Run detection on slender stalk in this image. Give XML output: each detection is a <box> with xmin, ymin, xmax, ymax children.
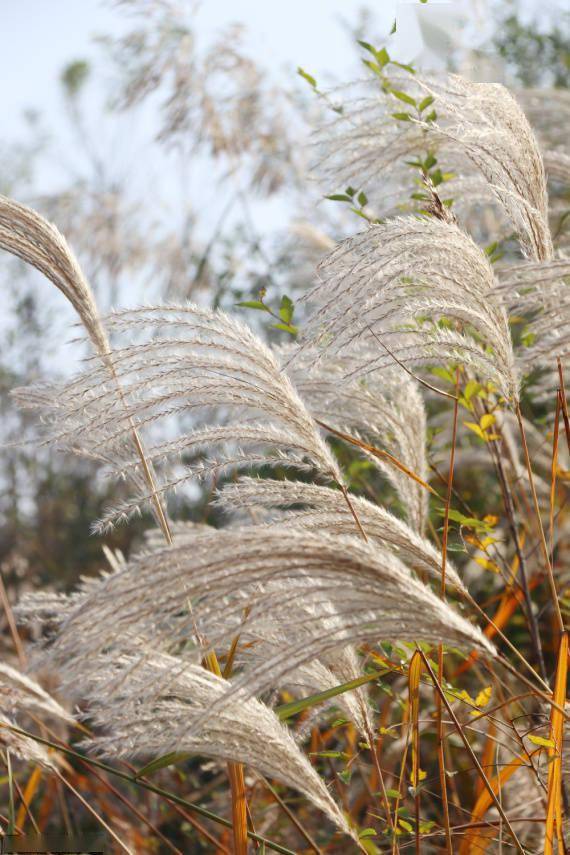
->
<box><xmin>52</xmin><ymin>767</ymin><xmax>133</xmax><ymax>855</ymax></box>
<box><xmin>488</xmin><ymin>426</ymin><xmax>548</xmax><ymax>680</ymax></box>
<box><xmin>0</xmin><ymin>570</ymin><xmax>26</xmax><ymax>667</ymax></box>
<box><xmin>419</xmin><ymin>652</ymin><xmax>524</xmax><ymax>854</ymax></box>
<box><xmin>515</xmin><ymin>401</ymin><xmax>564</xmax><ymax>636</ymax></box>
<box><xmin>436</xmin><ymin>368</ymin><xmax>460</xmax><ymax>854</ymax></box>
<box><xmin>260</xmin><ymin>776</ymin><xmax>323</xmax><ymax>855</ymax></box>
<box><xmin>0</xmin><ymin>721</ymin><xmax>295</xmax><ymax>855</ymax></box>
<box><xmin>557</xmin><ymin>357</ymin><xmax>570</xmax><ymax>454</ymax></box>
<box><xmin>550</xmin><ymin>392</ymin><xmax>561</xmax><ymax>566</ymax></box>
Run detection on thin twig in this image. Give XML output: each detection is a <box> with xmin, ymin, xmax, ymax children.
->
<box><xmin>419</xmin><ymin>652</ymin><xmax>524</xmax><ymax>853</ymax></box>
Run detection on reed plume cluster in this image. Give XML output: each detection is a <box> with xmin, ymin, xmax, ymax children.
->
<box><xmin>2</xmin><ymin>47</ymin><xmax>570</xmax><ymax>855</ymax></box>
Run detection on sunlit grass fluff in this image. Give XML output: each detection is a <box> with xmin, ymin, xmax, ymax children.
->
<box><xmin>301</xmin><ymin>216</ymin><xmax>519</xmax><ymax>404</ymax></box>
<box><xmin>24</xmin><ymin>526</ymin><xmax>493</xmax><ymax>711</ymax></box>
<box><xmin>13</xmin><ymin>304</ymin><xmax>343</xmax><ymax>533</ymax></box>
<box><xmin>79</xmin><ymin>651</ymin><xmax>355</xmax><ymax>840</ymax></box>
<box><xmin>313</xmin><ymin>73</ymin><xmax>552</xmax><ymax>261</ymax></box>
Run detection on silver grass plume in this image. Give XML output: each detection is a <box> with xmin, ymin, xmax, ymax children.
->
<box><xmin>24</xmin><ymin>527</ymin><xmax>493</xmax><ymax>713</ymax></box>
<box><xmin>0</xmin><ymin>663</ymin><xmax>73</xmax><ymax>767</ymax></box>
<box><xmin>283</xmin><ymin>347</ymin><xmax>429</xmax><ymax>533</ymax></box>
<box><xmin>495</xmin><ymin>257</ymin><xmax>570</xmax><ymax>377</ymax></box>
<box><xmin>78</xmin><ymin>651</ymin><xmax>354</xmax><ymax>840</ymax></box>
<box><xmin>215</xmin><ymin>477</ymin><xmax>465</xmax><ymax>593</ymax></box>
<box><xmin>0</xmin><ymin>195</ymin><xmax>171</xmax><ymax>538</ymax></box>
<box><xmin>0</xmin><ymin>195</ymin><xmax>109</xmax><ymax>356</ymax></box>
<box><xmin>18</xmin><ymin>561</ymin><xmax>373</xmax><ymax>737</ymax></box>
<box><xmin>301</xmin><ymin>216</ymin><xmax>519</xmax><ymax>404</ymax></box>
<box><xmin>413</xmin><ymin>75</ymin><xmax>553</xmax><ymax>262</ymax></box>
<box><xmin>14</xmin><ymin>304</ymin><xmax>342</xmax><ymax>532</ymax></box>
<box><xmin>313</xmin><ymin>73</ymin><xmax>553</xmax><ymax>261</ymax></box>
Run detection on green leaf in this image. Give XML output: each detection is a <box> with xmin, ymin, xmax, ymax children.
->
<box><xmin>236</xmin><ymin>300</ymin><xmax>270</xmax><ymax>312</ymax></box>
<box><xmin>279</xmin><ymin>295</ymin><xmax>294</xmax><ymax>324</ymax></box>
<box><xmin>376</xmin><ymin>47</ymin><xmax>390</xmax><ymax>68</ymax></box>
<box><xmin>135</xmin><ymin>751</ymin><xmax>193</xmax><ymax>779</ymax></box>
<box><xmin>362</xmin><ymin>59</ymin><xmax>382</xmax><ymax>76</ymax></box>
<box><xmin>359</xmin><ymin>828</ymin><xmax>378</xmax><ymax>840</ymax></box>
<box><xmin>297</xmin><ymin>67</ymin><xmax>316</xmax><ymax>89</ymax></box>
<box><xmin>418</xmin><ymin>94</ymin><xmax>435</xmax><ymax>112</ymax></box>
<box><xmin>386</xmin><ymin>788</ymin><xmax>401</xmax><ymax>799</ymax></box>
<box><xmin>271</xmin><ymin>322</ymin><xmax>298</xmax><ymax>335</ymax></box>
<box><xmin>438</xmin><ymin>507</ymin><xmax>491</xmax><ymax>532</ymax></box>
<box><xmin>325</xmin><ymin>193</ymin><xmax>353</xmax><ymax>202</ymax></box>
<box><xmin>338</xmin><ymin>768</ymin><xmax>353</xmax><ymax>784</ymax></box>
<box><xmin>390</xmin><ymin>18</ymin><xmax>397</xmax><ymax>34</ymax></box>
<box><xmin>350</xmin><ymin>207</ymin><xmax>372</xmax><ymax>220</ymax></box>
<box><xmin>276</xmin><ymin>669</ymin><xmax>389</xmax><ymax>720</ymax></box>
<box><xmin>424</xmin><ymin>109</ymin><xmax>437</xmax><ymax>122</ymax></box>
<box><xmin>345</xmin><ymin>186</ymin><xmax>357</xmax><ymax>197</ymax></box>
<box><xmin>430</xmin><ymin>366</ymin><xmax>456</xmax><ymax>384</ymax></box>
<box><xmin>357</xmin><ymin>40</ymin><xmax>376</xmax><ymax>55</ymax></box>
<box><xmin>390</xmin><ymin>89</ymin><xmax>416</xmax><ymax>106</ymax></box>
<box><xmin>311</xmin><ymin>750</ymin><xmax>350</xmax><ymax>759</ymax></box>
<box><xmin>357</xmin><ymin>190</ymin><xmax>368</xmax><ymax>207</ymax></box>
<box><xmin>464</xmin><ymin>379</ymin><xmax>482</xmax><ymax>402</ymax></box>
<box><xmin>392</xmin><ymin>112</ymin><xmax>412</xmax><ymax>121</ymax></box>
<box><xmin>391</xmin><ymin>60</ymin><xmax>416</xmax><ymax>74</ymax></box>
<box><xmin>423</xmin><ymin>152</ymin><xmax>437</xmax><ymax>170</ymax></box>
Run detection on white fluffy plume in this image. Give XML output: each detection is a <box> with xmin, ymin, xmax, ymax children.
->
<box><xmin>313</xmin><ymin>73</ymin><xmax>552</xmax><ymax>260</ymax></box>
<box><xmin>0</xmin><ymin>663</ymin><xmax>73</xmax><ymax>767</ymax></box>
<box><xmin>301</xmin><ymin>216</ymin><xmax>519</xmax><ymax>403</ymax></box>
<box><xmin>284</xmin><ymin>348</ymin><xmax>429</xmax><ymax>533</ymax></box>
<box><xmin>80</xmin><ymin>651</ymin><xmax>354</xmax><ymax>839</ymax></box>
<box><xmin>0</xmin><ymin>195</ymin><xmax>110</xmax><ymax>355</ymax></box>
<box><xmin>215</xmin><ymin>477</ymin><xmax>464</xmax><ymax>592</ymax></box>
<box><xmin>23</xmin><ymin>527</ymin><xmax>493</xmax><ymax>710</ymax></box>
<box><xmin>14</xmin><ymin>304</ymin><xmax>342</xmax><ymax>532</ymax></box>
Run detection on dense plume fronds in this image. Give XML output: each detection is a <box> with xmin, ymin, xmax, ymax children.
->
<box><xmin>495</xmin><ymin>257</ymin><xmax>570</xmax><ymax>373</ymax></box>
<box><xmin>517</xmin><ymin>88</ymin><xmax>570</xmax><ymax>155</ymax></box>
<box><xmin>0</xmin><ymin>715</ymin><xmax>53</xmax><ymax>767</ymax></box>
<box><xmin>313</xmin><ymin>73</ymin><xmax>552</xmax><ymax>260</ymax></box>
<box><xmin>0</xmin><ymin>664</ymin><xmax>72</xmax><ymax>767</ymax></box>
<box><xmin>414</xmin><ymin>75</ymin><xmax>553</xmax><ymax>261</ymax></box>
<box><xmin>215</xmin><ymin>477</ymin><xmax>465</xmax><ymax>592</ymax></box>
<box><xmin>0</xmin><ymin>195</ymin><xmax>109</xmax><ymax>355</ymax></box>
<box><xmin>543</xmin><ymin>151</ymin><xmax>570</xmax><ymax>185</ymax></box>
<box><xmin>79</xmin><ymin>651</ymin><xmax>354</xmax><ymax>839</ymax></box>
<box><xmin>14</xmin><ymin>304</ymin><xmax>342</xmax><ymax>532</ymax></box>
<box><xmin>24</xmin><ymin>527</ymin><xmax>492</xmax><ymax>709</ymax></box>
<box><xmin>284</xmin><ymin>348</ymin><xmax>429</xmax><ymax>532</ymax></box>
<box><xmin>301</xmin><ymin>217</ymin><xmax>519</xmax><ymax>403</ymax></box>
<box><xmin>0</xmin><ymin>663</ymin><xmax>73</xmax><ymax>725</ymax></box>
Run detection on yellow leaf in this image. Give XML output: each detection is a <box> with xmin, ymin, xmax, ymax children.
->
<box><xmin>475</xmin><ymin>556</ymin><xmax>501</xmax><ymax>574</ymax></box>
<box><xmin>483</xmin><ymin>514</ymin><xmax>499</xmax><ymax>527</ymax></box>
<box><xmin>455</xmin><ymin>689</ymin><xmax>476</xmax><ymax>706</ymax></box>
<box><xmin>479</xmin><ymin>413</ymin><xmax>496</xmax><ymax>431</ymax></box>
<box><xmin>464</xmin><ymin>421</ymin><xmax>486</xmax><ymax>441</ymax></box>
<box><xmin>528</xmin><ymin>734</ymin><xmax>556</xmax><ymax>749</ymax></box>
<box><xmin>475</xmin><ymin>686</ymin><xmax>492</xmax><ymax>708</ymax></box>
